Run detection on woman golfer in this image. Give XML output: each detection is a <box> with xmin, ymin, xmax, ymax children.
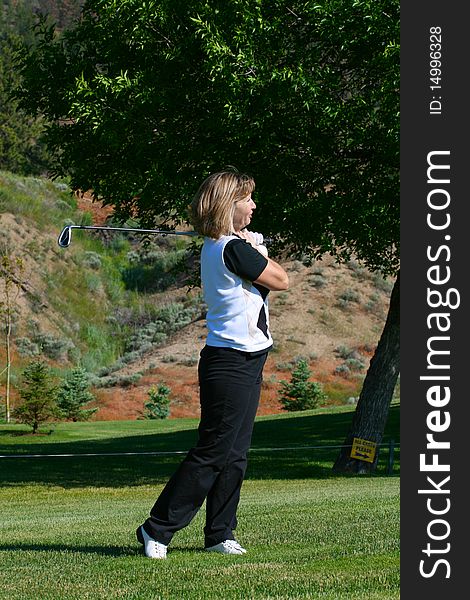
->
<box><xmin>137</xmin><ymin>170</ymin><xmax>289</xmax><ymax>558</ymax></box>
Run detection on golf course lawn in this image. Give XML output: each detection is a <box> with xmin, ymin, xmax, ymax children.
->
<box><xmin>0</xmin><ymin>407</ymin><xmax>400</xmax><ymax>599</ymax></box>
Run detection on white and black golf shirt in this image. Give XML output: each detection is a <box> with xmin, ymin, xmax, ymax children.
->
<box><xmin>201</xmin><ymin>235</ymin><xmax>273</xmax><ymax>354</ymax></box>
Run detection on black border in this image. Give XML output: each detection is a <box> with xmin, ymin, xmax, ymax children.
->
<box><xmin>401</xmin><ymin>2</ymin><xmax>467</xmax><ymax>596</ymax></box>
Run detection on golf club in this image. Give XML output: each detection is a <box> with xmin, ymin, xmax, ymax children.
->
<box><xmin>58</xmin><ymin>225</ymin><xmax>271</xmax><ymax>248</ymax></box>
<box><xmin>57</xmin><ymin>224</ymin><xmax>197</xmax><ymax>248</ymax></box>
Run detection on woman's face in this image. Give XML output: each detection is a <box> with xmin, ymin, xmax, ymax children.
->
<box><xmin>232</xmin><ymin>194</ymin><xmax>256</xmax><ymax>232</ymax></box>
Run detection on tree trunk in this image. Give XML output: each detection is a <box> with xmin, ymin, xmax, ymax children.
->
<box><xmin>5</xmin><ymin>295</ymin><xmax>12</xmax><ymax>423</ymax></box>
<box><xmin>332</xmin><ymin>271</ymin><xmax>400</xmax><ymax>474</ymax></box>
<box><xmin>6</xmin><ymin>326</ymin><xmax>11</xmax><ymax>423</ymax></box>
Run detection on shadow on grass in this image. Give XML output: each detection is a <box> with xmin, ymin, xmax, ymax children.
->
<box><xmin>0</xmin><ymin>542</ymin><xmax>202</xmax><ymax>557</ymax></box>
<box><xmin>0</xmin><ymin>406</ymin><xmax>399</xmax><ymax>488</ymax></box>
<box><xmin>0</xmin><ymin>430</ymin><xmax>55</xmax><ymax>438</ymax></box>
<box><xmin>0</xmin><ymin>542</ymin><xmax>138</xmax><ymax>558</ymax></box>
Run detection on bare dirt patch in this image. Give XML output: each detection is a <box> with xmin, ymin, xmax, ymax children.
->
<box><xmin>75</xmin><ymin>191</ymin><xmax>114</xmax><ymax>225</ymax></box>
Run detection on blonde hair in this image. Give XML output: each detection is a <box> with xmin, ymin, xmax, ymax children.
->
<box><xmin>190</xmin><ymin>171</ymin><xmax>255</xmax><ymax>239</ymax></box>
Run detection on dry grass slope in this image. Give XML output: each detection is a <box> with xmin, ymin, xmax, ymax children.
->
<box><xmin>1</xmin><ymin>181</ymin><xmax>396</xmax><ymax>420</ymax></box>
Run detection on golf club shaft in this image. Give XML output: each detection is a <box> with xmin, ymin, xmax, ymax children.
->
<box><xmin>58</xmin><ymin>224</ymin><xmax>271</xmax><ymax>248</ymax></box>
<box><xmin>58</xmin><ymin>225</ymin><xmax>197</xmax><ymax>248</ymax></box>
<box><xmin>71</xmin><ymin>225</ymin><xmax>195</xmax><ymax>235</ymax></box>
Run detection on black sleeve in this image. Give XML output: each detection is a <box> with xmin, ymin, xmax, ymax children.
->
<box><xmin>223</xmin><ymin>238</ymin><xmax>268</xmax><ymax>282</ymax></box>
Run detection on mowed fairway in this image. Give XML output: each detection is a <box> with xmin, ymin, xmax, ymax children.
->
<box><xmin>0</xmin><ymin>406</ymin><xmax>400</xmax><ymax>600</ymax></box>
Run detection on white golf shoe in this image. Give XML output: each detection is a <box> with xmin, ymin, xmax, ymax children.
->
<box><xmin>136</xmin><ymin>526</ymin><xmax>167</xmax><ymax>559</ymax></box>
<box><xmin>205</xmin><ymin>540</ymin><xmax>247</xmax><ymax>555</ymax></box>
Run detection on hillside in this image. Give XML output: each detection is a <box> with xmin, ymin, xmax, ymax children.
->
<box><xmin>0</xmin><ymin>171</ymin><xmax>397</xmax><ymax>420</ymax></box>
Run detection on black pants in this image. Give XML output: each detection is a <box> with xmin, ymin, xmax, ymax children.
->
<box><xmin>143</xmin><ymin>345</ymin><xmax>267</xmax><ymax>548</ymax></box>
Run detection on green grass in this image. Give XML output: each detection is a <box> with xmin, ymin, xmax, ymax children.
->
<box><xmin>0</xmin><ymin>408</ymin><xmax>399</xmax><ymax>599</ymax></box>
<box><xmin>0</xmin><ymin>171</ymin><xmax>77</xmax><ymax>228</ymax></box>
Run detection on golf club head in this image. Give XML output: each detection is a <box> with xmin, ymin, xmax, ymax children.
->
<box><xmin>58</xmin><ymin>226</ymin><xmax>72</xmax><ymax>247</ymax></box>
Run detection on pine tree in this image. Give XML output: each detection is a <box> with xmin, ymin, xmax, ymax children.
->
<box><xmin>144</xmin><ymin>384</ymin><xmax>171</xmax><ymax>420</ymax></box>
<box><xmin>279</xmin><ymin>359</ymin><xmax>327</xmax><ymax>412</ymax></box>
<box><xmin>56</xmin><ymin>366</ymin><xmax>97</xmax><ymax>421</ymax></box>
<box><xmin>13</xmin><ymin>359</ymin><xmax>60</xmax><ymax>433</ymax></box>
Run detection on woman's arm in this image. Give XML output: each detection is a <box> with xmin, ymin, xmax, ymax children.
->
<box><xmin>254</xmin><ymin>258</ymin><xmax>289</xmax><ymax>291</ymax></box>
<box><xmin>236</xmin><ymin>229</ymin><xmax>289</xmax><ymax>291</ymax></box>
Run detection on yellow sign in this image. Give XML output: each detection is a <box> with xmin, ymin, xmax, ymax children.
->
<box><xmin>350</xmin><ymin>438</ymin><xmax>377</xmax><ymax>463</ymax></box>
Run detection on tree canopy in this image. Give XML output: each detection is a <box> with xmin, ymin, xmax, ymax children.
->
<box><xmin>17</xmin><ymin>0</ymin><xmax>399</xmax><ymax>275</ymax></box>
<box><xmin>0</xmin><ymin>3</ymin><xmax>46</xmax><ymax>174</ymax></box>
<box><xmin>15</xmin><ymin>0</ymin><xmax>400</xmax><ymax>472</ymax></box>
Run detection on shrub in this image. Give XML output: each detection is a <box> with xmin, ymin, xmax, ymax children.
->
<box><xmin>334</xmin><ymin>364</ymin><xmax>351</xmax><ymax>377</ymax></box>
<box><xmin>107</xmin><ymin>234</ymin><xmax>129</xmax><ymax>253</ymax></box>
<box><xmin>308</xmin><ymin>274</ymin><xmax>327</xmax><ymax>288</ymax></box>
<box><xmin>179</xmin><ymin>354</ymin><xmax>198</xmax><ymax>367</ymax></box>
<box><xmin>31</xmin><ymin>332</ymin><xmax>75</xmax><ymax>360</ymax></box>
<box><xmin>337</xmin><ymin>289</ymin><xmax>361</xmax><ymax>308</ymax></box>
<box><xmin>124</xmin><ymin>325</ymin><xmax>167</xmax><ymax>353</ymax></box>
<box><xmin>344</xmin><ymin>357</ymin><xmax>366</xmax><ymax>372</ymax></box>
<box><xmin>121</xmin><ymin>245</ymin><xmax>187</xmax><ymax>292</ymax></box>
<box><xmin>335</xmin><ymin>345</ymin><xmax>361</xmax><ymax>360</ymax></box>
<box><xmin>365</xmin><ymin>292</ymin><xmax>381</xmax><ymax>312</ymax></box>
<box><xmin>372</xmin><ymin>273</ymin><xmax>394</xmax><ymax>293</ymax></box>
<box><xmin>81</xmin><ymin>251</ymin><xmax>102</xmax><ymax>270</ymax></box>
<box><xmin>289</xmin><ymin>260</ymin><xmax>304</xmax><ymax>272</ymax></box>
<box><xmin>84</xmin><ymin>272</ymin><xmax>102</xmax><ymax>293</ymax></box>
<box><xmin>94</xmin><ymin>372</ymin><xmax>143</xmax><ymax>388</ymax></box>
<box><xmin>346</xmin><ymin>259</ymin><xmax>368</xmax><ymax>280</ymax></box>
<box><xmin>161</xmin><ymin>354</ymin><xmax>177</xmax><ymax>363</ymax></box>
<box><xmin>279</xmin><ymin>359</ymin><xmax>327</xmax><ymax>412</ymax></box>
<box><xmin>122</xmin><ymin>301</ymin><xmax>201</xmax><ymax>355</ymax></box>
<box><xmin>276</xmin><ymin>292</ymin><xmax>289</xmax><ymax>305</ymax></box>
<box><xmin>334</xmin><ymin>346</ymin><xmax>366</xmax><ymax>374</ymax></box>
<box><xmin>15</xmin><ymin>337</ymin><xmax>40</xmax><ymax>357</ymax></box>
<box><xmin>144</xmin><ymin>384</ymin><xmax>171</xmax><ymax>419</ymax></box>
<box><xmin>275</xmin><ymin>360</ymin><xmax>296</xmax><ymax>372</ymax></box>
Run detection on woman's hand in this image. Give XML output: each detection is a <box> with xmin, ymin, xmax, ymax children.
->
<box><xmin>236</xmin><ymin>229</ymin><xmax>258</xmax><ymax>246</ymax></box>
<box><xmin>237</xmin><ymin>230</ymin><xmax>268</xmax><ymax>257</ymax></box>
